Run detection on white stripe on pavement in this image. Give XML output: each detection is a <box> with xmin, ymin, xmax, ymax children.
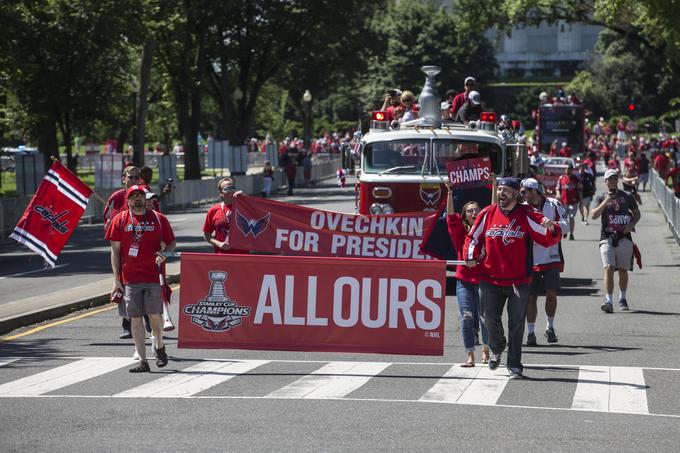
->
<box><xmin>113</xmin><ymin>360</ymin><xmax>269</xmax><ymax>398</ymax></box>
<box><xmin>572</xmin><ymin>366</ymin><xmax>609</xmax><ymax>412</ymax></box>
<box><xmin>0</xmin><ymin>357</ymin><xmax>135</xmax><ymax>397</ymax></box>
<box><xmin>572</xmin><ymin>366</ymin><xmax>649</xmax><ymax>414</ymax></box>
<box><xmin>265</xmin><ymin>361</ymin><xmax>391</xmax><ymax>399</ymax></box>
<box><xmin>456</xmin><ymin>367</ymin><xmax>511</xmax><ymax>406</ymax></box>
<box><xmin>609</xmin><ymin>366</ymin><xmax>649</xmax><ymax>414</ymax></box>
<box><xmin>419</xmin><ymin>364</ymin><xmax>480</xmax><ymax>403</ymax></box>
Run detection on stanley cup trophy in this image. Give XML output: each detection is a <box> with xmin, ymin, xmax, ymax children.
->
<box><xmin>419</xmin><ymin>65</ymin><xmax>442</xmax><ymax>127</ymax></box>
<box><xmin>206</xmin><ymin>271</ymin><xmax>229</xmax><ymax>302</ymax></box>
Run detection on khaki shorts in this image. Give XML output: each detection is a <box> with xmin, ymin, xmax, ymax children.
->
<box><xmin>124</xmin><ymin>283</ymin><xmax>162</xmax><ymax>317</ymax></box>
<box><xmin>599</xmin><ymin>237</ymin><xmax>634</xmax><ymax>271</ymax></box>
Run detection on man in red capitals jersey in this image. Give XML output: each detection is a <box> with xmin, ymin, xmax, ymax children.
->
<box><xmin>103</xmin><ymin>166</ymin><xmax>142</xmax><ymax>231</ymax></box>
<box><xmin>106</xmin><ymin>185</ymin><xmax>176</xmax><ymax>372</ymax></box>
<box><xmin>203</xmin><ymin>177</ymin><xmax>248</xmax><ymax>254</ymax></box>
<box><xmin>520</xmin><ymin>178</ymin><xmax>569</xmax><ymax>346</ymax></box>
<box><xmin>556</xmin><ymin>164</ymin><xmax>580</xmax><ymax>240</ymax></box>
<box><xmin>464</xmin><ymin>177</ymin><xmax>562</xmax><ymax>378</ymax></box>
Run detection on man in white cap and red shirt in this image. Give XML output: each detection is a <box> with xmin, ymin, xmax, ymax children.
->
<box><xmin>449</xmin><ymin>76</ymin><xmax>476</xmax><ymax>117</ymax></box>
<box><xmin>106</xmin><ymin>184</ymin><xmax>176</xmax><ymax>372</ymax></box>
<box><xmin>520</xmin><ymin>178</ymin><xmax>569</xmax><ymax>345</ymax></box>
<box><xmin>591</xmin><ymin>168</ymin><xmax>641</xmax><ymax>313</ymax></box>
<box><xmin>454</xmin><ymin>91</ymin><xmax>482</xmax><ymax>123</ymax></box>
<box><xmin>464</xmin><ymin>177</ymin><xmax>562</xmax><ymax>378</ymax></box>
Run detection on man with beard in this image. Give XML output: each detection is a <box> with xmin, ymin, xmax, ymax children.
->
<box><xmin>464</xmin><ymin>178</ymin><xmax>562</xmax><ymax>378</ymax></box>
<box><xmin>106</xmin><ymin>185</ymin><xmax>176</xmax><ymax>372</ymax></box>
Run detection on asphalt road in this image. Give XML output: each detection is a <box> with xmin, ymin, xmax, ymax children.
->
<box><xmin>1</xmin><ymin>177</ymin><xmax>680</xmax><ymax>452</ymax></box>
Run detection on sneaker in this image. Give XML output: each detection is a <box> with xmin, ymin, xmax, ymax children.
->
<box><xmin>508</xmin><ymin>367</ymin><xmax>523</xmax><ymax>379</ymax></box>
<box><xmin>129</xmin><ymin>360</ymin><xmax>150</xmax><ymax>373</ymax></box>
<box><xmin>155</xmin><ymin>346</ymin><xmax>168</xmax><ymax>368</ymax></box>
<box><xmin>488</xmin><ymin>352</ymin><xmax>502</xmax><ymax>370</ymax></box>
<box><xmin>569</xmin><ymin>233</ymin><xmax>575</xmax><ymax>240</ymax></box>
<box><xmin>526</xmin><ymin>332</ymin><xmax>537</xmax><ymax>346</ymax></box>
<box><xmin>545</xmin><ymin>327</ymin><xmax>558</xmax><ymax>343</ymax></box>
<box><xmin>119</xmin><ymin>328</ymin><xmax>132</xmax><ymax>339</ymax></box>
<box><xmin>619</xmin><ymin>299</ymin><xmax>630</xmax><ymax>311</ymax></box>
<box><xmin>601</xmin><ymin>302</ymin><xmax>614</xmax><ymax>313</ymax></box>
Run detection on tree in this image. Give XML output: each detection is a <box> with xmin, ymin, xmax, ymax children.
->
<box><xmin>0</xmin><ymin>0</ymin><xmax>143</xmax><ymax>171</ymax></box>
<box><xmin>360</xmin><ymin>0</ymin><xmax>497</xmax><ymax>111</ymax></box>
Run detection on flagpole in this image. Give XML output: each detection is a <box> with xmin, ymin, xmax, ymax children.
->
<box><xmin>50</xmin><ymin>155</ymin><xmax>107</xmax><ymax>205</ymax></box>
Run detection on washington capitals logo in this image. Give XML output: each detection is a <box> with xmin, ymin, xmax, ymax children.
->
<box><xmin>235</xmin><ymin>209</ymin><xmax>271</xmax><ymax>237</ymax></box>
<box><xmin>486</xmin><ymin>219</ymin><xmax>525</xmax><ymax>245</ymax></box>
<box><xmin>420</xmin><ymin>187</ymin><xmax>441</xmax><ymax>206</ymax></box>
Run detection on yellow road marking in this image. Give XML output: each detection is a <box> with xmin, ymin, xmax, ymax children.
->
<box><xmin>1</xmin><ymin>284</ymin><xmax>181</xmax><ymax>342</ymax></box>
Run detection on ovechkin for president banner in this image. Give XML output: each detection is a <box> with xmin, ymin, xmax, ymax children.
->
<box><xmin>10</xmin><ymin>160</ymin><xmax>92</xmax><ymax>267</ymax></box>
<box><xmin>229</xmin><ymin>195</ymin><xmax>437</xmax><ymax>259</ymax></box>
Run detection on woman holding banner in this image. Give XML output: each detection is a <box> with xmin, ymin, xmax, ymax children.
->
<box><xmin>444</xmin><ymin>175</ymin><xmax>497</xmax><ymax>367</ymax></box>
<box><xmin>203</xmin><ymin>177</ymin><xmax>248</xmax><ymax>254</ymax></box>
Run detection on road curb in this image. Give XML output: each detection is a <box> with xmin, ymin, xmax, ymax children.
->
<box><xmin>0</xmin><ymin>273</ymin><xmax>180</xmax><ymax>337</ymax></box>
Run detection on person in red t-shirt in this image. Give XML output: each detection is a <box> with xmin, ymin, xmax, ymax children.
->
<box><xmin>449</xmin><ymin>76</ymin><xmax>476</xmax><ymax>118</ymax></box>
<box><xmin>558</xmin><ymin>142</ymin><xmax>571</xmax><ymax>157</ymax></box>
<box><xmin>106</xmin><ymin>185</ymin><xmax>176</xmax><ymax>372</ymax></box>
<box><xmin>666</xmin><ymin>163</ymin><xmax>680</xmax><ymax>198</ymax></box>
<box><xmin>556</xmin><ymin>165</ymin><xmax>580</xmax><ymax>240</ymax></box>
<box><xmin>103</xmin><ymin>166</ymin><xmax>142</xmax><ymax>232</ymax></box>
<box><xmin>203</xmin><ymin>177</ymin><xmax>248</xmax><ymax>254</ymax></box>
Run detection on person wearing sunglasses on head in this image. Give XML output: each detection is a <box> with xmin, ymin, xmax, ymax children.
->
<box><xmin>203</xmin><ymin>177</ymin><xmax>248</xmax><ymax>254</ymax></box>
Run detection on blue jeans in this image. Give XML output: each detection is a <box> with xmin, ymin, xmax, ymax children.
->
<box><xmin>479</xmin><ymin>281</ymin><xmax>529</xmax><ymax>371</ymax></box>
<box><xmin>456</xmin><ymin>280</ymin><xmax>488</xmax><ymax>352</ymax></box>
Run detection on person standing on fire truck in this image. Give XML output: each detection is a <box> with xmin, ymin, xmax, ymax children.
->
<box><xmin>449</xmin><ymin>76</ymin><xmax>476</xmax><ymax>117</ymax></box>
<box><xmin>464</xmin><ymin>178</ymin><xmax>562</xmax><ymax>378</ymax></box>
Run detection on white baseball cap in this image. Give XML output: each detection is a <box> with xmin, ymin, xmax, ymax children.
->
<box><xmin>464</xmin><ymin>76</ymin><xmax>476</xmax><ymax>85</ymax></box>
<box><xmin>521</xmin><ymin>177</ymin><xmax>544</xmax><ymax>194</ymax></box>
<box><xmin>468</xmin><ymin>91</ymin><xmax>481</xmax><ymax>105</ymax></box>
<box><xmin>604</xmin><ymin>169</ymin><xmax>619</xmax><ymax>180</ymax></box>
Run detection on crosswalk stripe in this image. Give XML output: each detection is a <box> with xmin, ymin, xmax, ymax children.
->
<box><xmin>265</xmin><ymin>361</ymin><xmax>391</xmax><ymax>399</ymax></box>
<box><xmin>572</xmin><ymin>366</ymin><xmax>609</xmax><ymax>412</ymax></box>
<box><xmin>456</xmin><ymin>367</ymin><xmax>511</xmax><ymax>406</ymax></box>
<box><xmin>571</xmin><ymin>366</ymin><xmax>649</xmax><ymax>414</ymax></box>
<box><xmin>419</xmin><ymin>364</ymin><xmax>480</xmax><ymax>403</ymax></box>
<box><xmin>113</xmin><ymin>360</ymin><xmax>269</xmax><ymax>398</ymax></box>
<box><xmin>0</xmin><ymin>357</ymin><xmax>135</xmax><ymax>397</ymax></box>
<box><xmin>609</xmin><ymin>366</ymin><xmax>649</xmax><ymax>414</ymax></box>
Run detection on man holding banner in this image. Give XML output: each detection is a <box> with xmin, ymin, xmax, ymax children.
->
<box><xmin>106</xmin><ymin>185</ymin><xmax>176</xmax><ymax>372</ymax></box>
<box><xmin>464</xmin><ymin>177</ymin><xmax>562</xmax><ymax>378</ymax></box>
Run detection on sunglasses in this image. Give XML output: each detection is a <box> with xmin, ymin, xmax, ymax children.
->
<box><xmin>465</xmin><ymin>207</ymin><xmax>480</xmax><ymax>213</ymax></box>
<box><xmin>127</xmin><ymin>175</ymin><xmax>141</xmax><ymax>180</ymax></box>
<box><xmin>221</xmin><ymin>187</ymin><xmax>236</xmax><ymax>193</ymax></box>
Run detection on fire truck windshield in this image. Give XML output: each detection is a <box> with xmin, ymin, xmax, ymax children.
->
<box><xmin>363</xmin><ymin>139</ymin><xmax>502</xmax><ymax>175</ymax></box>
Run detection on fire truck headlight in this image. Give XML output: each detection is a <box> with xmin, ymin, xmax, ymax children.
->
<box><xmin>369</xmin><ymin>203</ymin><xmax>394</xmax><ymax>215</ymax></box>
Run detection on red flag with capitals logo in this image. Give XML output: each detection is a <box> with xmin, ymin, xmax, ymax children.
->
<box><xmin>10</xmin><ymin>160</ymin><xmax>92</xmax><ymax>268</ymax></box>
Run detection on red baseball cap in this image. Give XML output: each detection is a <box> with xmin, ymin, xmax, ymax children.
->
<box><xmin>126</xmin><ymin>185</ymin><xmax>146</xmax><ymax>199</ymax></box>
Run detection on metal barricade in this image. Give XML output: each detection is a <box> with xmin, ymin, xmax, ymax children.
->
<box><xmin>650</xmin><ymin>169</ymin><xmax>680</xmax><ymax>244</ymax></box>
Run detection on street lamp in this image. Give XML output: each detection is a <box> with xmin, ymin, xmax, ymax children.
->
<box><xmin>303</xmin><ymin>90</ymin><xmax>312</xmax><ymax>150</ymax></box>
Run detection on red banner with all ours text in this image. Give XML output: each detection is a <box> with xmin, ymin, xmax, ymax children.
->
<box><xmin>229</xmin><ymin>195</ymin><xmax>436</xmax><ymax>259</ymax></box>
<box><xmin>178</xmin><ymin>253</ymin><xmax>446</xmax><ymax>355</ymax></box>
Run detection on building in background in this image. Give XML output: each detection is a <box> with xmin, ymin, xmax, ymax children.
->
<box><xmin>487</xmin><ymin>21</ymin><xmax>602</xmax><ymax>78</ymax></box>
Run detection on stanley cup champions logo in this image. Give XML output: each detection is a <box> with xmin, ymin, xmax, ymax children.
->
<box><xmin>183</xmin><ymin>271</ymin><xmax>251</xmax><ymax>331</ymax></box>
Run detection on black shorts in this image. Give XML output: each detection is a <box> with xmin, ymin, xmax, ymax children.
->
<box><xmin>528</xmin><ymin>268</ymin><xmax>561</xmax><ymax>295</ymax></box>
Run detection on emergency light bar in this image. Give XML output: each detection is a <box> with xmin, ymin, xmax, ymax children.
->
<box><xmin>480</xmin><ymin>112</ymin><xmax>497</xmax><ymax>123</ymax></box>
<box><xmin>370</xmin><ymin>111</ymin><xmax>389</xmax><ymax>131</ymax></box>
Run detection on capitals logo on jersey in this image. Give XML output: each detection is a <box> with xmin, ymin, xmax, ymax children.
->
<box><xmin>485</xmin><ymin>219</ymin><xmax>525</xmax><ymax>245</ymax></box>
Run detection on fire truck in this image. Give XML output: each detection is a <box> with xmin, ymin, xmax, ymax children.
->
<box><xmin>536</xmin><ymin>102</ymin><xmax>586</xmax><ymax>156</ymax></box>
<box><xmin>354</xmin><ymin>66</ymin><xmax>528</xmax><ymax>215</ymax></box>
